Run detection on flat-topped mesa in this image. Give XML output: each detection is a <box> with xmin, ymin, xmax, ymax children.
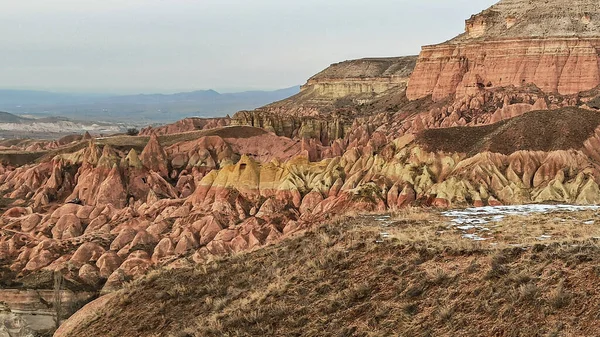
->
<box><xmin>406</xmin><ymin>0</ymin><xmax>600</xmax><ymax>102</ymax></box>
<box><xmin>232</xmin><ymin>56</ymin><xmax>417</xmax><ymax>142</ymax></box>
<box><xmin>251</xmin><ymin>56</ymin><xmax>417</xmax><ymax>116</ymax></box>
<box><xmin>456</xmin><ymin>0</ymin><xmax>600</xmax><ymax>42</ymax></box>
<box><xmin>302</xmin><ymin>56</ymin><xmax>417</xmax><ymax>99</ymax></box>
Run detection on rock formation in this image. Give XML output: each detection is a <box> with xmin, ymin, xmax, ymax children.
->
<box><xmin>2</xmin><ymin>2</ymin><xmax>600</xmax><ymax>329</ymax></box>
<box><xmin>139</xmin><ymin>117</ymin><xmax>230</xmax><ymax>136</ymax></box>
<box><xmin>407</xmin><ymin>0</ymin><xmax>600</xmax><ymax>101</ymax></box>
<box><xmin>232</xmin><ymin>56</ymin><xmax>418</xmax><ymax>143</ymax></box>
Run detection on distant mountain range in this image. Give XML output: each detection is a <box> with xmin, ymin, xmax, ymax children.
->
<box><xmin>0</xmin><ymin>111</ymin><xmax>30</xmax><ymax>123</ymax></box>
<box><xmin>0</xmin><ymin>87</ymin><xmax>300</xmax><ymax>123</ymax></box>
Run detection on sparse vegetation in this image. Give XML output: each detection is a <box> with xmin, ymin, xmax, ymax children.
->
<box><xmin>126</xmin><ymin>128</ymin><xmax>139</xmax><ymax>136</ymax></box>
<box><xmin>416</xmin><ymin>108</ymin><xmax>600</xmax><ymax>155</ymax></box>
<box><xmin>62</xmin><ymin>211</ymin><xmax>600</xmax><ymax>337</ymax></box>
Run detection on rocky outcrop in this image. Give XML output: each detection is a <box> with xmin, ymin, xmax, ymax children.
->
<box><xmin>139</xmin><ymin>117</ymin><xmax>230</xmax><ymax>136</ymax></box>
<box><xmin>232</xmin><ymin>56</ymin><xmax>418</xmax><ymax>143</ymax></box>
<box><xmin>0</xmin><ymin>289</ymin><xmax>95</xmax><ymax>334</ymax></box>
<box><xmin>140</xmin><ymin>134</ymin><xmax>169</xmax><ymax>178</ymax></box>
<box><xmin>455</xmin><ymin>0</ymin><xmax>600</xmax><ymax>42</ymax></box>
<box><xmin>0</xmin><ymin>307</ymin><xmax>33</xmax><ymax>337</ymax></box>
<box><xmin>407</xmin><ymin>0</ymin><xmax>600</xmax><ymax>101</ymax></box>
<box><xmin>232</xmin><ymin>110</ymin><xmax>346</xmax><ymax>145</ymax></box>
<box><xmin>303</xmin><ymin>57</ymin><xmax>417</xmax><ymax>99</ymax></box>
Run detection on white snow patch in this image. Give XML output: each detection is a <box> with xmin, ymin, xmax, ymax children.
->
<box><xmin>442</xmin><ymin>204</ymin><xmax>600</xmax><ymax>242</ymax></box>
<box><xmin>462</xmin><ymin>233</ymin><xmax>487</xmax><ymax>241</ymax></box>
<box><xmin>443</xmin><ymin>205</ymin><xmax>600</xmax><ymax>225</ymax></box>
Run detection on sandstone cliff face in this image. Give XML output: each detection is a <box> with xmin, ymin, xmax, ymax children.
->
<box><xmin>304</xmin><ymin>57</ymin><xmax>416</xmax><ymax>99</ymax></box>
<box><xmin>406</xmin><ymin>0</ymin><xmax>600</xmax><ymax>101</ymax></box>
<box><xmin>407</xmin><ymin>38</ymin><xmax>600</xmax><ymax>101</ymax></box>
<box><xmin>231</xmin><ymin>56</ymin><xmax>417</xmax><ymax>143</ymax></box>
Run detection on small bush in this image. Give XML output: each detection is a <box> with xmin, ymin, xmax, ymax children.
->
<box><xmin>403</xmin><ymin>303</ymin><xmax>419</xmax><ymax>316</ymax></box>
<box><xmin>548</xmin><ymin>283</ymin><xmax>571</xmax><ymax>309</ymax></box>
<box><xmin>429</xmin><ymin>267</ymin><xmax>449</xmax><ymax>285</ymax></box>
<box><xmin>126</xmin><ymin>128</ymin><xmax>139</xmax><ymax>136</ymax></box>
<box><xmin>516</xmin><ymin>283</ymin><xmax>539</xmax><ymax>303</ymax></box>
<box><xmin>437</xmin><ymin>304</ymin><xmax>454</xmax><ymax>322</ymax></box>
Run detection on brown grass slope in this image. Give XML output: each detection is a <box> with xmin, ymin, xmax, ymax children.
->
<box><xmin>64</xmin><ymin>216</ymin><xmax>600</xmax><ymax>337</ymax></box>
<box><xmin>416</xmin><ymin>107</ymin><xmax>600</xmax><ymax>155</ymax></box>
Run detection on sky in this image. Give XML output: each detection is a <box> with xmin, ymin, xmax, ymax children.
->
<box><xmin>0</xmin><ymin>0</ymin><xmax>498</xmax><ymax>94</ymax></box>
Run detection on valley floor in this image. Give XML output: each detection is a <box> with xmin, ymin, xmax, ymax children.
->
<box><xmin>57</xmin><ymin>208</ymin><xmax>600</xmax><ymax>337</ymax></box>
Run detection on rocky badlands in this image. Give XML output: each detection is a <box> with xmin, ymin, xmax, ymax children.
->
<box><xmin>3</xmin><ymin>0</ymin><xmax>600</xmax><ymax>335</ymax></box>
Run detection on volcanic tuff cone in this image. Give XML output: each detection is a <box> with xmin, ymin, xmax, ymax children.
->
<box><xmin>140</xmin><ymin>133</ymin><xmax>169</xmax><ymax>177</ymax></box>
<box><xmin>407</xmin><ymin>0</ymin><xmax>600</xmax><ymax>101</ymax></box>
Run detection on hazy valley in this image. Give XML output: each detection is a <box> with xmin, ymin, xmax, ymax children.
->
<box><xmin>3</xmin><ymin>0</ymin><xmax>600</xmax><ymax>336</ymax></box>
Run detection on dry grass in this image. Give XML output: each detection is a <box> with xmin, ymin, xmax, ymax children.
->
<box><xmin>417</xmin><ymin>108</ymin><xmax>600</xmax><ymax>155</ymax></box>
<box><xmin>491</xmin><ymin>210</ymin><xmax>600</xmax><ymax>245</ymax></box>
<box><xmin>63</xmin><ymin>210</ymin><xmax>600</xmax><ymax>337</ymax></box>
<box><xmin>384</xmin><ymin>208</ymin><xmax>600</xmax><ymax>249</ymax></box>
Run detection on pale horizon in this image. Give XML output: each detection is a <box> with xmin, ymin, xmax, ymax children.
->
<box><xmin>1</xmin><ymin>0</ymin><xmax>497</xmax><ymax>94</ymax></box>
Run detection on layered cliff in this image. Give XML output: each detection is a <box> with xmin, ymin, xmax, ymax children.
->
<box><xmin>406</xmin><ymin>0</ymin><xmax>600</xmax><ymax>101</ymax></box>
<box><xmin>302</xmin><ymin>56</ymin><xmax>417</xmax><ymax>101</ymax></box>
<box><xmin>232</xmin><ymin>56</ymin><xmax>417</xmax><ymax>143</ymax></box>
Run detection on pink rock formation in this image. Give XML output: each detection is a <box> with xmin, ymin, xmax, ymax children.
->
<box><xmin>140</xmin><ymin>134</ymin><xmax>169</xmax><ymax>178</ymax></box>
<box><xmin>407</xmin><ymin>0</ymin><xmax>600</xmax><ymax>101</ymax></box>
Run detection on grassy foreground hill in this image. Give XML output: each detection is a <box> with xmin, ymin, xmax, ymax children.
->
<box><xmin>59</xmin><ymin>209</ymin><xmax>600</xmax><ymax>337</ymax></box>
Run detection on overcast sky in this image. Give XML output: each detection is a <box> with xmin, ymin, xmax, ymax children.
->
<box><xmin>0</xmin><ymin>0</ymin><xmax>497</xmax><ymax>94</ymax></box>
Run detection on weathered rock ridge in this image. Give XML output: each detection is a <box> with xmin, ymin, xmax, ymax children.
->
<box><xmin>232</xmin><ymin>56</ymin><xmax>417</xmax><ymax>143</ymax></box>
<box><xmin>454</xmin><ymin>0</ymin><xmax>600</xmax><ymax>42</ymax></box>
<box><xmin>139</xmin><ymin>117</ymin><xmax>230</xmax><ymax>136</ymax></box>
<box><xmin>304</xmin><ymin>57</ymin><xmax>416</xmax><ymax>100</ymax></box>
<box><xmin>3</xmin><ymin>109</ymin><xmax>600</xmax><ymax>298</ymax></box>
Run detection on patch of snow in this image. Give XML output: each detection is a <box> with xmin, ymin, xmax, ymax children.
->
<box><xmin>443</xmin><ymin>204</ymin><xmax>600</xmax><ymax>242</ymax></box>
<box><xmin>443</xmin><ymin>204</ymin><xmax>600</xmax><ymax>225</ymax></box>
<box><xmin>462</xmin><ymin>233</ymin><xmax>487</xmax><ymax>241</ymax></box>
